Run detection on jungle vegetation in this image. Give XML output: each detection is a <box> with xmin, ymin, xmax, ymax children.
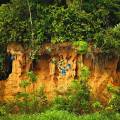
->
<box><xmin>0</xmin><ymin>0</ymin><xmax>120</xmax><ymax>54</ymax></box>
<box><xmin>0</xmin><ymin>0</ymin><xmax>120</xmax><ymax>120</ymax></box>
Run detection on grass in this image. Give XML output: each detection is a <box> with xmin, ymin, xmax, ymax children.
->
<box><xmin>0</xmin><ymin>110</ymin><xmax>120</xmax><ymax>120</ymax></box>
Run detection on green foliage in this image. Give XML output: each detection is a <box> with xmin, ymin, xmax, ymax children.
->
<box><xmin>0</xmin><ymin>106</ymin><xmax>7</xmax><ymax>116</ymax></box>
<box><xmin>73</xmin><ymin>41</ymin><xmax>88</xmax><ymax>54</ymax></box>
<box><xmin>14</xmin><ymin>71</ymin><xmax>48</xmax><ymax>114</ymax></box>
<box><xmin>94</xmin><ymin>23</ymin><xmax>120</xmax><ymax>55</ymax></box>
<box><xmin>19</xmin><ymin>80</ymin><xmax>30</xmax><ymax>89</ymax></box>
<box><xmin>27</xmin><ymin>71</ymin><xmax>37</xmax><ymax>83</ymax></box>
<box><xmin>0</xmin><ymin>55</ymin><xmax>4</xmax><ymax>71</ymax></box>
<box><xmin>52</xmin><ymin>66</ymin><xmax>100</xmax><ymax>114</ymax></box>
<box><xmin>18</xmin><ymin>79</ymin><xmax>31</xmax><ymax>113</ymax></box>
<box><xmin>79</xmin><ymin>66</ymin><xmax>90</xmax><ymax>81</ymax></box>
<box><xmin>92</xmin><ymin>101</ymin><xmax>103</xmax><ymax>111</ymax></box>
<box><xmin>107</xmin><ymin>85</ymin><xmax>120</xmax><ymax>112</ymax></box>
<box><xmin>34</xmin><ymin>86</ymin><xmax>49</xmax><ymax>112</ymax></box>
<box><xmin>0</xmin><ymin>1</ymin><xmax>31</xmax><ymax>44</ymax></box>
<box><xmin>15</xmin><ymin>86</ymin><xmax>48</xmax><ymax>114</ymax></box>
<box><xmin>0</xmin><ymin>110</ymin><xmax>120</xmax><ymax>120</ymax></box>
<box><xmin>0</xmin><ymin>0</ymin><xmax>120</xmax><ymax>54</ymax></box>
<box><xmin>0</xmin><ymin>0</ymin><xmax>120</xmax><ymax>117</ymax></box>
<box><xmin>67</xmin><ymin>80</ymin><xmax>90</xmax><ymax>114</ymax></box>
<box><xmin>53</xmin><ymin>76</ymin><xmax>90</xmax><ymax>114</ymax></box>
<box><xmin>50</xmin><ymin>8</ymin><xmax>93</xmax><ymax>43</ymax></box>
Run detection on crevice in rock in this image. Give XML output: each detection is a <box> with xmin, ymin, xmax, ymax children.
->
<box><xmin>74</xmin><ymin>54</ymin><xmax>79</xmax><ymax>80</ymax></box>
<box><xmin>53</xmin><ymin>64</ymin><xmax>59</xmax><ymax>87</ymax></box>
<box><xmin>116</xmin><ymin>58</ymin><xmax>120</xmax><ymax>72</ymax></box>
<box><xmin>0</xmin><ymin>52</ymin><xmax>14</xmax><ymax>80</ymax></box>
<box><xmin>5</xmin><ymin>52</ymin><xmax>13</xmax><ymax>77</ymax></box>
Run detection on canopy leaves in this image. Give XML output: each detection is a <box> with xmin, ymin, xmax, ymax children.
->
<box><xmin>0</xmin><ymin>0</ymin><xmax>120</xmax><ymax>55</ymax></box>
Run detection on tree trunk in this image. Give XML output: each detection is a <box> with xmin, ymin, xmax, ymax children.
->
<box><xmin>27</xmin><ymin>0</ymin><xmax>34</xmax><ymax>42</ymax></box>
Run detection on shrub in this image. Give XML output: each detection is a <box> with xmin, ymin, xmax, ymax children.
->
<box><xmin>52</xmin><ymin>65</ymin><xmax>105</xmax><ymax>114</ymax></box>
<box><xmin>4</xmin><ymin>71</ymin><xmax>49</xmax><ymax>114</ymax></box>
<box><xmin>15</xmin><ymin>86</ymin><xmax>48</xmax><ymax>114</ymax></box>
<box><xmin>0</xmin><ymin>106</ymin><xmax>7</xmax><ymax>116</ymax></box>
<box><xmin>79</xmin><ymin>66</ymin><xmax>90</xmax><ymax>81</ymax></box>
<box><xmin>107</xmin><ymin>85</ymin><xmax>120</xmax><ymax>112</ymax></box>
<box><xmin>73</xmin><ymin>41</ymin><xmax>88</xmax><ymax>54</ymax></box>
<box><xmin>92</xmin><ymin>101</ymin><xmax>103</xmax><ymax>112</ymax></box>
<box><xmin>53</xmin><ymin>79</ymin><xmax>91</xmax><ymax>114</ymax></box>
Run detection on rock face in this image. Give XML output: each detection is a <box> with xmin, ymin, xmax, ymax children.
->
<box><xmin>0</xmin><ymin>42</ymin><xmax>120</xmax><ymax>103</ymax></box>
<box><xmin>84</xmin><ymin>53</ymin><xmax>120</xmax><ymax>103</ymax></box>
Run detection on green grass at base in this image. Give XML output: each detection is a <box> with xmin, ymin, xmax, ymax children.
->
<box><xmin>0</xmin><ymin>110</ymin><xmax>120</xmax><ymax>120</ymax></box>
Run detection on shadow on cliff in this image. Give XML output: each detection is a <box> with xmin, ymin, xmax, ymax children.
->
<box><xmin>0</xmin><ymin>52</ymin><xmax>13</xmax><ymax>101</ymax></box>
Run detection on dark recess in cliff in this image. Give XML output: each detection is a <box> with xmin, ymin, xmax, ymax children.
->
<box><xmin>117</xmin><ymin>58</ymin><xmax>120</xmax><ymax>72</ymax></box>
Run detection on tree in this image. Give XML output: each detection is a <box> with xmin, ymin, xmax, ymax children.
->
<box><xmin>0</xmin><ymin>0</ymin><xmax>120</xmax><ymax>56</ymax></box>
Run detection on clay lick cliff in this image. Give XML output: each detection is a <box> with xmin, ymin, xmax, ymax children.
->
<box><xmin>0</xmin><ymin>42</ymin><xmax>120</xmax><ymax>103</ymax></box>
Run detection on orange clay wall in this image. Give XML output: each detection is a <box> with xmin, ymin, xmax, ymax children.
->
<box><xmin>0</xmin><ymin>42</ymin><xmax>119</xmax><ymax>103</ymax></box>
